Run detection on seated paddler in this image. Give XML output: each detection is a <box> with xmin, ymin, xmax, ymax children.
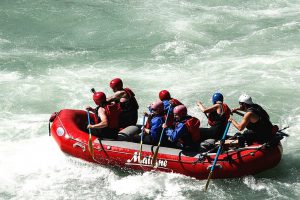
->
<box><xmin>106</xmin><ymin>78</ymin><xmax>139</xmax><ymax>128</ymax></box>
<box><xmin>86</xmin><ymin>91</ymin><xmax>122</xmax><ymax>140</ymax></box>
<box><xmin>163</xmin><ymin>105</ymin><xmax>201</xmax><ymax>151</ymax></box>
<box><xmin>197</xmin><ymin>92</ymin><xmax>231</xmax><ymax>141</ymax></box>
<box><xmin>133</xmin><ymin>100</ymin><xmax>167</xmax><ymax>145</ymax></box>
<box><xmin>229</xmin><ymin>94</ymin><xmax>275</xmax><ymax>146</ymax></box>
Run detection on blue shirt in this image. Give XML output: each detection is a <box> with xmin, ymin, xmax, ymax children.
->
<box><xmin>149</xmin><ymin>116</ymin><xmax>164</xmax><ymax>141</ymax></box>
<box><xmin>165</xmin><ymin>122</ymin><xmax>187</xmax><ymax>142</ymax></box>
<box><xmin>162</xmin><ymin>100</ymin><xmax>174</xmax><ymax>113</ymax></box>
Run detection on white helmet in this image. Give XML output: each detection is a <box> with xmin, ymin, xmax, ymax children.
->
<box><xmin>239</xmin><ymin>94</ymin><xmax>253</xmax><ymax>105</ymax></box>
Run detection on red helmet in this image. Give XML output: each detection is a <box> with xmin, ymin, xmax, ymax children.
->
<box><xmin>110</xmin><ymin>78</ymin><xmax>123</xmax><ymax>90</ymax></box>
<box><xmin>150</xmin><ymin>100</ymin><xmax>164</xmax><ymax>113</ymax></box>
<box><xmin>173</xmin><ymin>105</ymin><xmax>187</xmax><ymax>118</ymax></box>
<box><xmin>159</xmin><ymin>90</ymin><xmax>171</xmax><ymax>101</ymax></box>
<box><xmin>93</xmin><ymin>92</ymin><xmax>106</xmax><ymax>105</ymax></box>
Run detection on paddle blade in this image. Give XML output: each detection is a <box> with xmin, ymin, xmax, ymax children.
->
<box><xmin>88</xmin><ymin>135</ymin><xmax>94</xmax><ymax>158</ymax></box>
<box><xmin>138</xmin><ymin>143</ymin><xmax>143</xmax><ymax>163</ymax></box>
<box><xmin>204</xmin><ymin>171</ymin><xmax>213</xmax><ymax>192</ymax></box>
<box><xmin>151</xmin><ymin>146</ymin><xmax>160</xmax><ymax>167</ymax></box>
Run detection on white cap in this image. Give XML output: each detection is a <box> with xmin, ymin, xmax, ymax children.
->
<box><xmin>239</xmin><ymin>94</ymin><xmax>254</xmax><ymax>105</ymax></box>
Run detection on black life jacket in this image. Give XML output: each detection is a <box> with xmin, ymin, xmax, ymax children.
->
<box><xmin>120</xmin><ymin>88</ymin><xmax>139</xmax><ymax>112</ymax></box>
<box><xmin>246</xmin><ymin>104</ymin><xmax>273</xmax><ymax>139</ymax></box>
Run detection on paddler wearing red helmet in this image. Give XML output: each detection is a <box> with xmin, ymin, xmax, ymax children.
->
<box><xmin>106</xmin><ymin>78</ymin><xmax>139</xmax><ymax>128</ymax></box>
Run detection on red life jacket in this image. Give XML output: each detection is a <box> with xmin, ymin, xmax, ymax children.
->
<box><xmin>105</xmin><ymin>103</ymin><xmax>122</xmax><ymax>129</ymax></box>
<box><xmin>170</xmin><ymin>98</ymin><xmax>182</xmax><ymax>106</ymax></box>
<box><xmin>95</xmin><ymin>103</ymin><xmax>121</xmax><ymax>129</ymax></box>
<box><xmin>165</xmin><ymin>114</ymin><xmax>174</xmax><ymax>127</ymax></box>
<box><xmin>162</xmin><ymin>98</ymin><xmax>182</xmax><ymax>127</ymax></box>
<box><xmin>145</xmin><ymin>114</ymin><xmax>153</xmax><ymax>129</ymax></box>
<box><xmin>208</xmin><ymin>103</ymin><xmax>230</xmax><ymax>126</ymax></box>
<box><xmin>184</xmin><ymin>117</ymin><xmax>201</xmax><ymax>142</ymax></box>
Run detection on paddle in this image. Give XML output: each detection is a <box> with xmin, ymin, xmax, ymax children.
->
<box><xmin>151</xmin><ymin>107</ymin><xmax>172</xmax><ymax>167</ymax></box>
<box><xmin>138</xmin><ymin>114</ymin><xmax>147</xmax><ymax>163</ymax></box>
<box><xmin>232</xmin><ymin>110</ymin><xmax>244</xmax><ymax>117</ymax></box>
<box><xmin>86</xmin><ymin>110</ymin><xmax>95</xmax><ymax>158</ymax></box>
<box><xmin>204</xmin><ymin>121</ymin><xmax>231</xmax><ymax>192</ymax></box>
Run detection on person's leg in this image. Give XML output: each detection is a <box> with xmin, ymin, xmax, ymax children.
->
<box><xmin>238</xmin><ymin>130</ymin><xmax>255</xmax><ymax>147</ymax></box>
<box><xmin>199</xmin><ymin>126</ymin><xmax>219</xmax><ymax>140</ymax></box>
<box><xmin>100</xmin><ymin>128</ymin><xmax>118</xmax><ymax>140</ymax></box>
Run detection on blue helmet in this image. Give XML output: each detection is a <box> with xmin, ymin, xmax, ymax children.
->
<box><xmin>212</xmin><ymin>93</ymin><xmax>223</xmax><ymax>104</ymax></box>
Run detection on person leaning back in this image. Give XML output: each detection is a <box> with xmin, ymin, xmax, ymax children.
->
<box><xmin>229</xmin><ymin>94</ymin><xmax>274</xmax><ymax>146</ymax></box>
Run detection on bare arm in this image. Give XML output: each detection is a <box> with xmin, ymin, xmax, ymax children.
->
<box><xmin>106</xmin><ymin>91</ymin><xmax>126</xmax><ymax>103</ymax></box>
<box><xmin>229</xmin><ymin>112</ymin><xmax>252</xmax><ymax>131</ymax></box>
<box><xmin>87</xmin><ymin>107</ymin><xmax>108</xmax><ymax>129</ymax></box>
<box><xmin>197</xmin><ymin>102</ymin><xmax>219</xmax><ymax>113</ymax></box>
<box><xmin>231</xmin><ymin>106</ymin><xmax>245</xmax><ymax>116</ymax></box>
<box><xmin>233</xmin><ymin>111</ymin><xmax>245</xmax><ymax>117</ymax></box>
<box><xmin>86</xmin><ymin>106</ymin><xmax>96</xmax><ymax>113</ymax></box>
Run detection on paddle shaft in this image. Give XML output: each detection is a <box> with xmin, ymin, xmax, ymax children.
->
<box><xmin>204</xmin><ymin>121</ymin><xmax>231</xmax><ymax>191</ymax></box>
<box><xmin>151</xmin><ymin>107</ymin><xmax>172</xmax><ymax>167</ymax></box>
<box><xmin>86</xmin><ymin>110</ymin><xmax>95</xmax><ymax>157</ymax></box>
<box><xmin>139</xmin><ymin>115</ymin><xmax>147</xmax><ymax>160</ymax></box>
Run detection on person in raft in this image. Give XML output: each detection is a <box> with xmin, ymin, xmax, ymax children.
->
<box><xmin>158</xmin><ymin>90</ymin><xmax>183</xmax><ymax>113</ymax></box>
<box><xmin>158</xmin><ymin>90</ymin><xmax>183</xmax><ymax>127</ymax></box>
<box><xmin>106</xmin><ymin>78</ymin><xmax>139</xmax><ymax>128</ymax></box>
<box><xmin>86</xmin><ymin>92</ymin><xmax>121</xmax><ymax>139</ymax></box>
<box><xmin>229</xmin><ymin>94</ymin><xmax>274</xmax><ymax>146</ymax></box>
<box><xmin>133</xmin><ymin>100</ymin><xmax>166</xmax><ymax>145</ymax></box>
<box><xmin>163</xmin><ymin>105</ymin><xmax>201</xmax><ymax>150</ymax></box>
<box><xmin>197</xmin><ymin>92</ymin><xmax>231</xmax><ymax>140</ymax></box>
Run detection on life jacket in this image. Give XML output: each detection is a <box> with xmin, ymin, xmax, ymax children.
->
<box><xmin>145</xmin><ymin>114</ymin><xmax>153</xmax><ymax>129</ymax></box>
<box><xmin>163</xmin><ymin>112</ymin><xmax>174</xmax><ymax>127</ymax></box>
<box><xmin>162</xmin><ymin>98</ymin><xmax>182</xmax><ymax>126</ymax></box>
<box><xmin>272</xmin><ymin>125</ymin><xmax>279</xmax><ymax>135</ymax></box>
<box><xmin>145</xmin><ymin>114</ymin><xmax>165</xmax><ymax>129</ymax></box>
<box><xmin>184</xmin><ymin>116</ymin><xmax>201</xmax><ymax>142</ymax></box>
<box><xmin>121</xmin><ymin>88</ymin><xmax>139</xmax><ymax>112</ymax></box>
<box><xmin>208</xmin><ymin>103</ymin><xmax>230</xmax><ymax>126</ymax></box>
<box><xmin>95</xmin><ymin>103</ymin><xmax>121</xmax><ymax>129</ymax></box>
<box><xmin>170</xmin><ymin>98</ymin><xmax>182</xmax><ymax>106</ymax></box>
<box><xmin>246</xmin><ymin>104</ymin><xmax>273</xmax><ymax>140</ymax></box>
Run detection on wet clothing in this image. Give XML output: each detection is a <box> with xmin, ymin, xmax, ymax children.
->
<box><xmin>240</xmin><ymin>104</ymin><xmax>273</xmax><ymax>145</ymax></box>
<box><xmin>200</xmin><ymin>103</ymin><xmax>231</xmax><ymax>140</ymax></box>
<box><xmin>118</xmin><ymin>88</ymin><xmax>139</xmax><ymax>128</ymax></box>
<box><xmin>166</xmin><ymin>115</ymin><xmax>201</xmax><ymax>150</ymax></box>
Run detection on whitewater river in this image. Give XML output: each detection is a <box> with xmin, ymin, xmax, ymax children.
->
<box><xmin>0</xmin><ymin>0</ymin><xmax>299</xmax><ymax>199</ymax></box>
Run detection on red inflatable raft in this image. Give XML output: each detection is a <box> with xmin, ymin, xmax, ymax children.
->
<box><xmin>49</xmin><ymin>109</ymin><xmax>283</xmax><ymax>180</ymax></box>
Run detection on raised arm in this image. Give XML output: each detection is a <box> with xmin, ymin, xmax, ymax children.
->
<box><xmin>106</xmin><ymin>90</ymin><xmax>125</xmax><ymax>103</ymax></box>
